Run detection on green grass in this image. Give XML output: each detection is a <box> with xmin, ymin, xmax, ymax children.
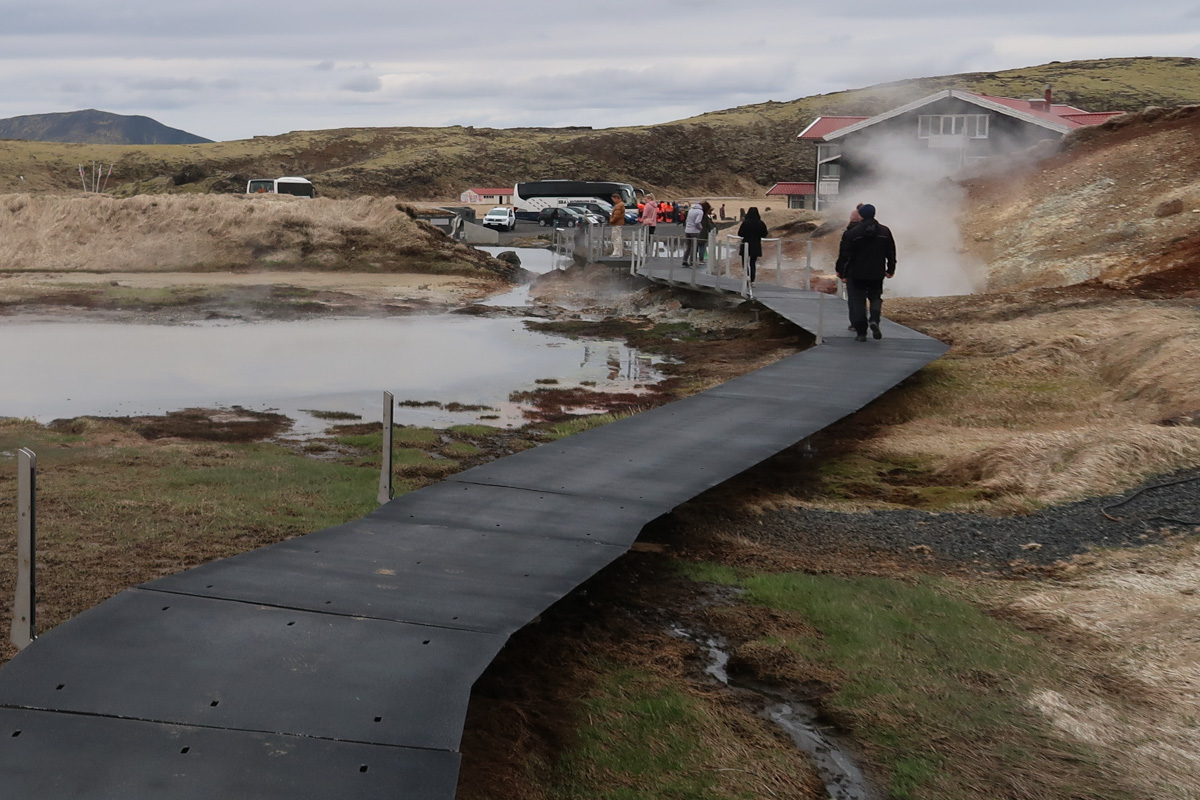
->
<box><xmin>549</xmin><ymin>666</ymin><xmax>749</xmax><ymax>800</ymax></box>
<box><xmin>542</xmin><ymin>414</ymin><xmax>624</xmax><ymax>441</ymax></box>
<box><xmin>0</xmin><ymin>419</ymin><xmax>383</xmax><ymax>638</ymax></box>
<box><xmin>675</xmin><ymin>563</ymin><xmax>1128</xmax><ymax>799</ymax></box>
<box><xmin>299</xmin><ymin>409</ymin><xmax>362</xmax><ymax>421</ymax></box>
<box><xmin>394</xmin><ymin>425</ymin><xmax>441</xmax><ymax>446</ymax></box>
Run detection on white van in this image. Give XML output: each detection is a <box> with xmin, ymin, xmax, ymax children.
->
<box><xmin>246</xmin><ymin>177</ymin><xmax>315</xmax><ymax>197</ymax></box>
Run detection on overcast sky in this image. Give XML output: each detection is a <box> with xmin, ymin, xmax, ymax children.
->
<box><xmin>1</xmin><ymin>0</ymin><xmax>1198</xmax><ymax>142</ymax></box>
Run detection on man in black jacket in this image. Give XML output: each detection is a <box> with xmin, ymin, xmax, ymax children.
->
<box><xmin>835</xmin><ymin>203</ymin><xmax>896</xmax><ymax>342</ymax></box>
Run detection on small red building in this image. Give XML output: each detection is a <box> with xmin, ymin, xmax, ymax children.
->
<box><xmin>765</xmin><ymin>182</ymin><xmax>817</xmax><ymax>210</ymax></box>
<box><xmin>459</xmin><ymin>187</ymin><xmax>514</xmax><ymax>205</ymax></box>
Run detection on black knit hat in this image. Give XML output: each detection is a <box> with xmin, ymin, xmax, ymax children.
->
<box><xmin>858</xmin><ymin>203</ymin><xmax>876</xmax><ymax>219</ymax></box>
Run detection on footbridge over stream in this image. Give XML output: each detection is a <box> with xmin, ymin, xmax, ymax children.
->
<box><xmin>0</xmin><ymin>257</ymin><xmax>947</xmax><ymax>798</ymax></box>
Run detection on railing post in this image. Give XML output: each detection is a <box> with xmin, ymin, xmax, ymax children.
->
<box><xmin>805</xmin><ymin>239</ymin><xmax>813</xmax><ymax>291</ymax></box>
<box><xmin>775</xmin><ymin>239</ymin><xmax>782</xmax><ymax>286</ymax></box>
<box><xmin>816</xmin><ymin>290</ymin><xmax>825</xmax><ymax>345</ymax></box>
<box><xmin>11</xmin><ymin>448</ymin><xmax>36</xmax><ymax>650</ymax></box>
<box><xmin>690</xmin><ymin>235</ymin><xmax>698</xmax><ymax>287</ymax></box>
<box><xmin>377</xmin><ymin>391</ymin><xmax>394</xmax><ymax>504</ymax></box>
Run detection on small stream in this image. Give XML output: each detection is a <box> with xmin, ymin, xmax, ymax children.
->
<box><xmin>669</xmin><ymin>625</ymin><xmax>876</xmax><ymax>800</ymax></box>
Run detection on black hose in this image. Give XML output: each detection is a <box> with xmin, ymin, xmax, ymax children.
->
<box><xmin>1102</xmin><ymin>474</ymin><xmax>1200</xmax><ymax>523</ymax></box>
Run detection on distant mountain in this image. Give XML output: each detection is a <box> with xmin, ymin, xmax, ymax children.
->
<box><xmin>0</xmin><ymin>109</ymin><xmax>211</xmax><ymax>145</ymax></box>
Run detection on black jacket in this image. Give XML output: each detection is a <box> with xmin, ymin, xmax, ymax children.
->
<box><xmin>736</xmin><ymin>218</ymin><xmax>769</xmax><ymax>257</ymax></box>
<box><xmin>835</xmin><ymin>219</ymin><xmax>896</xmax><ymax>281</ymax></box>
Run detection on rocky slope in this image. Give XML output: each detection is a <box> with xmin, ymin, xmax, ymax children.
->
<box><xmin>961</xmin><ymin>105</ymin><xmax>1200</xmax><ymax>291</ymax></box>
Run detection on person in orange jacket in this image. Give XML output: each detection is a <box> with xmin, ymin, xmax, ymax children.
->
<box><xmin>609</xmin><ymin>193</ymin><xmax>626</xmax><ymax>257</ymax></box>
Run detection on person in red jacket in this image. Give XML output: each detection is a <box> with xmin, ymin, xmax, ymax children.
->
<box><xmin>835</xmin><ymin>203</ymin><xmax>896</xmax><ymax>342</ymax></box>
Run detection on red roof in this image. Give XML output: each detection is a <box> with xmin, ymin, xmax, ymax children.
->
<box><xmin>798</xmin><ymin>116</ymin><xmax>868</xmax><ymax>140</ymax></box>
<box><xmin>972</xmin><ymin>93</ymin><xmax>1120</xmax><ymax>128</ymax></box>
<box><xmin>767</xmin><ymin>182</ymin><xmax>816</xmax><ymax>196</ymax></box>
<box><xmin>799</xmin><ymin>91</ymin><xmax>1122</xmax><ymax>141</ymax></box>
<box><xmin>1057</xmin><ymin>111</ymin><xmax>1126</xmax><ymax>126</ymax></box>
<box><xmin>467</xmin><ymin>188</ymin><xmax>512</xmax><ymax>195</ymax></box>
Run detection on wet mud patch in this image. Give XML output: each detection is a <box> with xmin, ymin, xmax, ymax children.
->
<box><xmin>0</xmin><ymin>283</ymin><xmax>446</xmax><ymax>323</ymax></box>
<box><xmin>89</xmin><ymin>406</ymin><xmax>294</xmax><ymax>442</ymax></box>
<box><xmin>509</xmin><ymin>385</ymin><xmax>668</xmax><ymax>424</ymax></box>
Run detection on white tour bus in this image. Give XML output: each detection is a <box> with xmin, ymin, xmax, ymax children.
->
<box><xmin>246</xmin><ymin>176</ymin><xmax>316</xmax><ymax>197</ymax></box>
<box><xmin>512</xmin><ymin>180</ymin><xmax>637</xmax><ymax>214</ymax></box>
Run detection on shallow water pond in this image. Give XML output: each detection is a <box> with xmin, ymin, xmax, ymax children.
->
<box><xmin>0</xmin><ymin>248</ymin><xmax>660</xmax><ymax>435</ymax></box>
<box><xmin>0</xmin><ymin>287</ymin><xmax>665</xmax><ymax>443</ymax></box>
<box><xmin>0</xmin><ymin>315</ymin><xmax>663</xmax><ymax>434</ymax></box>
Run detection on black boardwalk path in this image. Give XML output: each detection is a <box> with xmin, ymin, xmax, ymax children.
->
<box><xmin>0</xmin><ymin>266</ymin><xmax>946</xmax><ymax>799</ymax></box>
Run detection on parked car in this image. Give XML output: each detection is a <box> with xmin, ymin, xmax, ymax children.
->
<box><xmin>482</xmin><ymin>206</ymin><xmax>516</xmax><ymax>231</ymax></box>
<box><xmin>567</xmin><ymin>200</ymin><xmax>638</xmax><ymax>226</ymax></box>
<box><xmin>537</xmin><ymin>207</ymin><xmax>586</xmax><ymax>228</ymax></box>
<box><xmin>567</xmin><ymin>200</ymin><xmax>614</xmax><ymax>219</ymax></box>
<box><xmin>568</xmin><ymin>208</ymin><xmax>606</xmax><ymax>225</ymax></box>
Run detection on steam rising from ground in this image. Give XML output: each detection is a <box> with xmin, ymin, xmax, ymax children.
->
<box><xmin>834</xmin><ymin>131</ymin><xmax>991</xmax><ymax>297</ymax></box>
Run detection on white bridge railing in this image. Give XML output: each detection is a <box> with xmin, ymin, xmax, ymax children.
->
<box><xmin>552</xmin><ymin>223</ymin><xmax>823</xmax><ymax>302</ymax></box>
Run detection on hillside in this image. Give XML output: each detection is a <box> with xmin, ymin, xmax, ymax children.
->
<box><xmin>960</xmin><ymin>104</ymin><xmax>1200</xmax><ymax>290</ymax></box>
<box><xmin>0</xmin><ymin>109</ymin><xmax>211</xmax><ymax>146</ymax></box>
<box><xmin>1</xmin><ymin>57</ymin><xmax>1198</xmax><ymax>200</ymax></box>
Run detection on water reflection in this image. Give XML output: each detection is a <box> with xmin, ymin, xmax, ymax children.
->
<box><xmin>474</xmin><ymin>246</ymin><xmax>567</xmax><ymax>308</ymax></box>
<box><xmin>0</xmin><ymin>315</ymin><xmax>666</xmax><ymax>435</ymax></box>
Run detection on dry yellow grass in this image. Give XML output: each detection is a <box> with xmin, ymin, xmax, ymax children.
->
<box><xmin>0</xmin><ymin>192</ymin><xmax>498</xmax><ymax>274</ymax></box>
<box><xmin>1010</xmin><ymin>539</ymin><xmax>1200</xmax><ymax>799</ymax></box>
<box><xmin>869</xmin><ymin>303</ymin><xmax>1200</xmax><ymax>509</ymax></box>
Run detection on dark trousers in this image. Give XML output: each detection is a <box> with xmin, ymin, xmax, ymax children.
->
<box><xmin>847</xmin><ymin>278</ymin><xmax>883</xmax><ymax>334</ymax></box>
<box><xmin>682</xmin><ymin>233</ymin><xmax>700</xmax><ymax>265</ymax></box>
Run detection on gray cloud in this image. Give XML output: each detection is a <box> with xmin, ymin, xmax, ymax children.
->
<box><xmin>0</xmin><ymin>1</ymin><xmax>1195</xmax><ymax>141</ymax></box>
<box><xmin>341</xmin><ymin>75</ymin><xmax>383</xmax><ymax>93</ymax></box>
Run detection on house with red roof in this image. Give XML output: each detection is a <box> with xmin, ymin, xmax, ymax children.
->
<box><xmin>792</xmin><ymin>87</ymin><xmax>1123</xmax><ymax>210</ymax></box>
<box><xmin>459</xmin><ymin>187</ymin><xmax>514</xmax><ymax>204</ymax></box>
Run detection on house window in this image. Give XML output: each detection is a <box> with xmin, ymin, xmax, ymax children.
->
<box><xmin>917</xmin><ymin>114</ymin><xmax>989</xmax><ymax>139</ymax></box>
<box><xmin>816</xmin><ymin>143</ymin><xmax>841</xmax><ymax>163</ymax></box>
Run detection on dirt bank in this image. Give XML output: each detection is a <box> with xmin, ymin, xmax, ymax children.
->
<box><xmin>0</xmin><ymin>192</ymin><xmax>520</xmax><ymax>279</ymax></box>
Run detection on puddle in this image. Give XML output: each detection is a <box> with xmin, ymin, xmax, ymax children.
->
<box><xmin>669</xmin><ymin>624</ymin><xmax>876</xmax><ymax>800</ymax></box>
<box><xmin>0</xmin><ymin>315</ymin><xmax>666</xmax><ymax>436</ymax></box>
<box><xmin>475</xmin><ymin>246</ymin><xmax>569</xmax><ymax>308</ymax></box>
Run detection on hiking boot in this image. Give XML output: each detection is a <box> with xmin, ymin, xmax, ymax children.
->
<box><xmin>870</xmin><ymin>322</ymin><xmax>882</xmax><ymax>340</ymax></box>
<box><xmin>855</xmin><ymin>334</ymin><xmax>867</xmax><ymax>342</ymax></box>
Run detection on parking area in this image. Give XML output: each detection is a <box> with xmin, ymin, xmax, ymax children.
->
<box><xmin>488</xmin><ymin>220</ymin><xmax>686</xmax><ymax>246</ymax></box>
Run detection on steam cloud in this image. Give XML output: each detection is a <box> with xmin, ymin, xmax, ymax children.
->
<box><xmin>832</xmin><ymin>130</ymin><xmax>995</xmax><ymax>298</ymax></box>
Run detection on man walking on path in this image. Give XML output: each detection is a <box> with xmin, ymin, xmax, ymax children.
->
<box><xmin>609</xmin><ymin>193</ymin><xmax>626</xmax><ymax>257</ymax></box>
<box><xmin>835</xmin><ymin>203</ymin><xmax>896</xmax><ymax>342</ymax></box>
